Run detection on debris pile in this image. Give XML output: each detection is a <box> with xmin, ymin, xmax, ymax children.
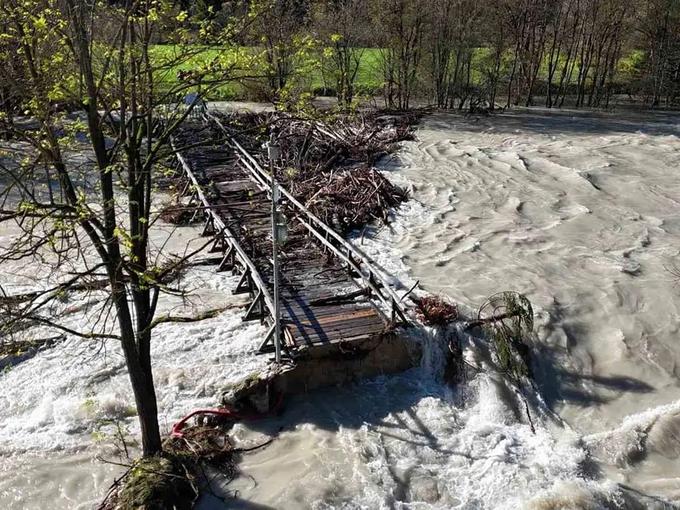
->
<box><xmin>216</xmin><ymin>110</ymin><xmax>420</xmax><ymax>235</ymax></box>
<box><xmin>415</xmin><ymin>296</ymin><xmax>459</xmax><ymax>326</ymax></box>
<box><xmin>294</xmin><ymin>165</ymin><xmax>408</xmax><ymax>233</ymax></box>
<box><xmin>165</xmin><ymin>425</ymin><xmax>236</xmax><ymax>473</ymax></box>
<box><xmin>158</xmin><ymin>203</ymin><xmax>197</xmax><ymax>225</ymax></box>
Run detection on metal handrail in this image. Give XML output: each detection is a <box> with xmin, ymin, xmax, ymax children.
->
<box><xmin>206</xmin><ymin>112</ymin><xmax>410</xmax><ymax>324</ymax></box>
<box><xmin>173</xmin><ymin>143</ymin><xmax>277</xmax><ymax>319</ymax></box>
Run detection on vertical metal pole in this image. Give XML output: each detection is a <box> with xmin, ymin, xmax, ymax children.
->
<box><xmin>269</xmin><ymin>133</ymin><xmax>282</xmax><ymax>363</ymax></box>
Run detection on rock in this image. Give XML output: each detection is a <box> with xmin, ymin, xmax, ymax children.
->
<box><xmin>221</xmin><ymin>371</ymin><xmax>272</xmax><ymax>413</ymax></box>
<box><xmin>408</xmin><ymin>475</ymin><xmax>440</xmax><ymax>503</ymax></box>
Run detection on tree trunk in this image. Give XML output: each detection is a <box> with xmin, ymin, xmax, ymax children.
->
<box><xmin>117</xmin><ymin>301</ymin><xmax>162</xmax><ymax>456</ymax></box>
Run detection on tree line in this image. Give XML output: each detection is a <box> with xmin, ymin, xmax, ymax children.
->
<box><xmin>3</xmin><ymin>1</ymin><xmax>680</xmax><ymax>115</ymax></box>
<box><xmin>191</xmin><ymin>0</ymin><xmax>680</xmax><ymax>110</ymax></box>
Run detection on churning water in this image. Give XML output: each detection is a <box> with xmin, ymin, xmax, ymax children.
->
<box><xmin>2</xmin><ymin>109</ymin><xmax>680</xmax><ymax>509</ymax></box>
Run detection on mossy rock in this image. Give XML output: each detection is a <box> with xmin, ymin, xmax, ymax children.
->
<box><xmin>221</xmin><ymin>371</ymin><xmax>270</xmax><ymax>413</ymax></box>
<box><xmin>116</xmin><ymin>456</ymin><xmax>195</xmax><ymax>510</ymax></box>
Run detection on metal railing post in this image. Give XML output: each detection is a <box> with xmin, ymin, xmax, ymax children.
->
<box><xmin>269</xmin><ymin>133</ymin><xmax>282</xmax><ymax>364</ymax></box>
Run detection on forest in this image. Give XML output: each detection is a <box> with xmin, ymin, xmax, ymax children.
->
<box><xmin>154</xmin><ymin>0</ymin><xmax>680</xmax><ymax>110</ymax></box>
<box><xmin>3</xmin><ymin>0</ymin><xmax>680</xmax><ymax>115</ymax></box>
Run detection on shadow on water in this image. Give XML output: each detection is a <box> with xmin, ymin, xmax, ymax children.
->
<box><xmin>202</xmin><ymin>346</ymin><xmax>663</xmax><ymax>508</ymax></box>
<box><xmin>201</xmin><ymin>367</ymin><xmax>536</xmax><ymax>508</ymax></box>
<box><xmin>245</xmin><ymin>362</ymin><xmax>545</xmax><ymax>460</ymax></box>
<box><xmin>532</xmin><ymin>337</ymin><xmax>654</xmax><ymax>410</ymax></box>
<box><xmin>521</xmin><ymin>296</ymin><xmax>655</xmax><ymax>410</ymax></box>
<box><xmin>244</xmin><ymin>370</ymin><xmax>448</xmax><ymax>438</ymax></box>
<box><xmin>196</xmin><ymin>370</ymin><xmax>457</xmax><ymax>508</ymax></box>
<box><xmin>199</xmin><ymin>493</ymin><xmax>278</xmax><ymax>510</ymax></box>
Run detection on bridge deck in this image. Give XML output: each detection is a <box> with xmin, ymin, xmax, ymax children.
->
<box><xmin>176</xmin><ymin>127</ymin><xmax>388</xmax><ymax>354</ymax></box>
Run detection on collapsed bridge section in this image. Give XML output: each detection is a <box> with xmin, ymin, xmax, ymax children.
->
<box><xmin>172</xmin><ymin>114</ymin><xmax>411</xmax><ymax>360</ymax></box>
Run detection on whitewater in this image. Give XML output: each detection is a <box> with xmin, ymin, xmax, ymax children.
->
<box><xmin>1</xmin><ymin>108</ymin><xmax>679</xmax><ymax>508</ymax></box>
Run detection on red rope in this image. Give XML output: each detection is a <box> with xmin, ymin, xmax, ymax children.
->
<box><xmin>170</xmin><ymin>391</ymin><xmax>284</xmax><ymax>438</ymax></box>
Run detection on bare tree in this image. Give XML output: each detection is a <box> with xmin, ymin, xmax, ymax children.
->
<box><xmin>637</xmin><ymin>0</ymin><xmax>680</xmax><ymax>106</ymax></box>
<box><xmin>316</xmin><ymin>0</ymin><xmax>370</xmax><ymax>108</ymax></box>
<box><xmin>373</xmin><ymin>0</ymin><xmax>426</xmax><ymax>110</ymax></box>
<box><xmin>424</xmin><ymin>0</ymin><xmax>483</xmax><ymax>109</ymax></box>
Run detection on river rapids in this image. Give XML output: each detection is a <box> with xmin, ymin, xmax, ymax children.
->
<box><xmin>1</xmin><ymin>108</ymin><xmax>679</xmax><ymax>509</ymax></box>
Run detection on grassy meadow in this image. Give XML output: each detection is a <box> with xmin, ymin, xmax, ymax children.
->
<box><xmin>150</xmin><ymin>44</ymin><xmax>645</xmax><ymax>102</ymax></box>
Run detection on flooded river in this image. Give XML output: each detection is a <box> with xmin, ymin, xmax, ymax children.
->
<box><xmin>375</xmin><ymin>109</ymin><xmax>680</xmax><ymax>504</ymax></box>
<box><xmin>2</xmin><ymin>108</ymin><xmax>680</xmax><ymax>508</ymax></box>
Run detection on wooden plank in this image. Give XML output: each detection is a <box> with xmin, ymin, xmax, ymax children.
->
<box><xmin>289</xmin><ymin>323</ymin><xmax>386</xmax><ymax>346</ymax></box>
<box><xmin>287</xmin><ymin>313</ymin><xmax>385</xmax><ymax>334</ymax></box>
<box><xmin>280</xmin><ymin>299</ymin><xmax>371</xmax><ymax>318</ymax></box>
<box><xmin>288</xmin><ymin>315</ymin><xmax>385</xmax><ymax>336</ymax></box>
<box><xmin>281</xmin><ymin>302</ymin><xmax>372</xmax><ymax>318</ymax></box>
<box><xmin>290</xmin><ymin>308</ymin><xmax>379</xmax><ymax>327</ymax></box>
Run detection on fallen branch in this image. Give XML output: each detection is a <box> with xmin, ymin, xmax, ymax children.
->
<box><xmin>0</xmin><ymin>335</ymin><xmax>65</xmax><ymax>369</ymax></box>
<box><xmin>310</xmin><ymin>288</ymin><xmax>370</xmax><ymax>306</ymax></box>
<box><xmin>464</xmin><ymin>311</ymin><xmax>516</xmax><ymax>331</ymax></box>
<box><xmin>149</xmin><ymin>304</ymin><xmax>244</xmax><ymax>330</ymax></box>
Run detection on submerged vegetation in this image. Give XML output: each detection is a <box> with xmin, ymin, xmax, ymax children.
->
<box><xmin>100</xmin><ymin>455</ymin><xmax>196</xmax><ymax>510</ymax></box>
<box><xmin>477</xmin><ymin>292</ymin><xmax>535</xmax><ymax>380</ymax></box>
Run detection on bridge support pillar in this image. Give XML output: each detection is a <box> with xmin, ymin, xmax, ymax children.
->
<box><xmin>233</xmin><ymin>268</ymin><xmax>253</xmax><ymax>295</ymax></box>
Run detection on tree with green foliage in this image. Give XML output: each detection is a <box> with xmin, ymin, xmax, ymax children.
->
<box><xmin>249</xmin><ymin>0</ymin><xmax>312</xmax><ymax>99</ymax></box>
<box><xmin>0</xmin><ymin>0</ymin><xmax>253</xmax><ymax>456</ymax></box>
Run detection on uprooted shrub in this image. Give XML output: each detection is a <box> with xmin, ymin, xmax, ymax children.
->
<box><xmin>472</xmin><ymin>291</ymin><xmax>534</xmax><ymax>380</ymax></box>
<box><xmin>165</xmin><ymin>426</ymin><xmax>237</xmax><ymax>474</ymax></box>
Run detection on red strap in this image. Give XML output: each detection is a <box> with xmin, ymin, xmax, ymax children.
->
<box><xmin>170</xmin><ymin>392</ymin><xmax>285</xmax><ymax>438</ymax></box>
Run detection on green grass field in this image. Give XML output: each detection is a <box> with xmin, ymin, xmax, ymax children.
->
<box><xmin>150</xmin><ymin>45</ymin><xmax>385</xmax><ymax>101</ymax></box>
<box><xmin>151</xmin><ymin>44</ymin><xmax>645</xmax><ymax>102</ymax></box>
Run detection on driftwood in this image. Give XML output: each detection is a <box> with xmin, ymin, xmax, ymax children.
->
<box><xmin>149</xmin><ymin>305</ymin><xmax>243</xmax><ymax>330</ymax></box>
<box><xmin>213</xmin><ymin>110</ymin><xmax>419</xmax><ymax>235</ymax></box>
<box><xmin>0</xmin><ymin>335</ymin><xmax>65</xmax><ymax>370</ymax></box>
<box><xmin>414</xmin><ymin>296</ymin><xmax>459</xmax><ymax>326</ymax></box>
<box><xmin>464</xmin><ymin>311</ymin><xmax>518</xmax><ymax>331</ymax></box>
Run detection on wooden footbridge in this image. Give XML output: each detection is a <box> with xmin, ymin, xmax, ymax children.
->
<box><xmin>172</xmin><ymin>113</ymin><xmax>410</xmax><ymax>358</ymax></box>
